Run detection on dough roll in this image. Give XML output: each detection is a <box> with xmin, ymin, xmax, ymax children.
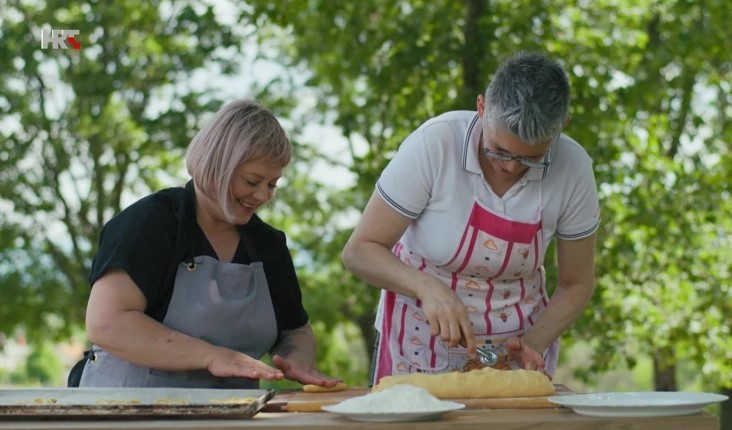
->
<box><xmin>372</xmin><ymin>367</ymin><xmax>555</xmax><ymax>398</ymax></box>
<box><xmin>302</xmin><ymin>382</ymin><xmax>348</xmax><ymax>393</ymax></box>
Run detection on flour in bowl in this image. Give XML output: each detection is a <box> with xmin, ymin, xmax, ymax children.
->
<box><xmin>326</xmin><ymin>384</ymin><xmax>463</xmax><ymax>413</ymax></box>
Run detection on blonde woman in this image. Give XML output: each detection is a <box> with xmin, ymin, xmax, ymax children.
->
<box><xmin>73</xmin><ymin>100</ymin><xmax>340</xmax><ymax>389</ymax></box>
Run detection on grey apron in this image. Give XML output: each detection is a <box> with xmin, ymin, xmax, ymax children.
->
<box><xmin>80</xmin><ymin>236</ymin><xmax>278</xmax><ymax>388</ymax></box>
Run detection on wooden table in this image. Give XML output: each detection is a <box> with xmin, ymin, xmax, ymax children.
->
<box><xmin>0</xmin><ymin>409</ymin><xmax>719</xmax><ymax>430</ymax></box>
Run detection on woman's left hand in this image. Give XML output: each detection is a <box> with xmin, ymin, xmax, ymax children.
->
<box><xmin>271</xmin><ymin>355</ymin><xmax>343</xmax><ymax>387</ymax></box>
<box><xmin>506</xmin><ymin>336</ymin><xmax>549</xmax><ymax>377</ymax></box>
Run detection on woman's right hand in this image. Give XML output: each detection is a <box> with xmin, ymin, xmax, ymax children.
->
<box><xmin>418</xmin><ymin>276</ymin><xmax>477</xmax><ymax>355</ymax></box>
<box><xmin>206</xmin><ymin>346</ymin><xmax>284</xmax><ymax>381</ymax></box>
<box><xmin>341</xmin><ymin>192</ymin><xmax>477</xmax><ymax>356</ymax></box>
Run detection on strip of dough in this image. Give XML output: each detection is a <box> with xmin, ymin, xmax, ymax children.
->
<box><xmin>372</xmin><ymin>367</ymin><xmax>554</xmax><ymax>398</ymax></box>
<box><xmin>302</xmin><ymin>382</ymin><xmax>348</xmax><ymax>393</ymax></box>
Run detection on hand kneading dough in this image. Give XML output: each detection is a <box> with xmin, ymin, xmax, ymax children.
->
<box><xmin>372</xmin><ymin>367</ymin><xmax>554</xmax><ymax>398</ymax></box>
<box><xmin>302</xmin><ymin>382</ymin><xmax>348</xmax><ymax>393</ymax></box>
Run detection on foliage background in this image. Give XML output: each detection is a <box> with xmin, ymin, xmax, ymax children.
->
<box><xmin>0</xmin><ymin>0</ymin><xmax>730</xmax><ymax>426</ymax></box>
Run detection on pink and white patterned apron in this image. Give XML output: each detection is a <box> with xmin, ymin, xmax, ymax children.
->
<box><xmin>374</xmin><ymin>190</ymin><xmax>559</xmax><ymax>382</ymax></box>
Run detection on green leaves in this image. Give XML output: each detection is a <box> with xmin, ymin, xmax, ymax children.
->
<box><xmin>0</xmin><ymin>0</ymin><xmax>244</xmax><ymax>341</ymax></box>
<box><xmin>1</xmin><ymin>0</ymin><xmax>731</xmax><ymax>396</ymax></box>
<box><xmin>247</xmin><ymin>0</ymin><xmax>732</xmax><ymax>392</ymax></box>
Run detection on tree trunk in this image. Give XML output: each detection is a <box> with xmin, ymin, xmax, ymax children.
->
<box><xmin>357</xmin><ymin>312</ymin><xmax>377</xmax><ymax>385</ymax></box>
<box><xmin>460</xmin><ymin>0</ymin><xmax>491</xmax><ymax>108</ymax></box>
<box><xmin>720</xmin><ymin>386</ymin><xmax>731</xmax><ymax>430</ymax></box>
<box><xmin>652</xmin><ymin>349</ymin><xmax>677</xmax><ymax>391</ymax></box>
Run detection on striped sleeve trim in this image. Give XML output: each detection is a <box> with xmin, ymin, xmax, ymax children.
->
<box><xmin>376</xmin><ymin>183</ymin><xmax>420</xmax><ymax>219</ymax></box>
<box><xmin>555</xmin><ymin>219</ymin><xmax>600</xmax><ymax>240</ymax></box>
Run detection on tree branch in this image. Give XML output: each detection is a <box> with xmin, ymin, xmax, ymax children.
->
<box><xmin>666</xmin><ymin>67</ymin><xmax>695</xmax><ymax>158</ymax></box>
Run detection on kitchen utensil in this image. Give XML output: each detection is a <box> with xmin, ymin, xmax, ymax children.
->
<box><xmin>476</xmin><ymin>348</ymin><xmax>498</xmax><ymax>366</ymax></box>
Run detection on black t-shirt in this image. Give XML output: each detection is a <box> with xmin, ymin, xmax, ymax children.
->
<box><xmin>88</xmin><ymin>181</ymin><xmax>308</xmax><ymax>333</ymax></box>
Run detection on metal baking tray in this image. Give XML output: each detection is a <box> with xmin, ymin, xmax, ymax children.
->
<box><xmin>0</xmin><ymin>387</ymin><xmax>274</xmax><ymax>419</ymax></box>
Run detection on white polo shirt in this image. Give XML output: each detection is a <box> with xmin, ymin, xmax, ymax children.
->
<box><xmin>377</xmin><ymin>111</ymin><xmax>600</xmax><ymax>266</ymax></box>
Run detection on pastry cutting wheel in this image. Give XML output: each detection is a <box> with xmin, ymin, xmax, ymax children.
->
<box><xmin>476</xmin><ymin>348</ymin><xmax>498</xmax><ymax>366</ymax></box>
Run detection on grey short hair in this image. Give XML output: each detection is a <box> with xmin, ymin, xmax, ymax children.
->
<box><xmin>484</xmin><ymin>52</ymin><xmax>570</xmax><ymax>145</ymax></box>
<box><xmin>185</xmin><ymin>99</ymin><xmax>291</xmax><ymax>221</ymax></box>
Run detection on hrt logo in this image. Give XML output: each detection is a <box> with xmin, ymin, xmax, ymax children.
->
<box><xmin>40</xmin><ymin>29</ymin><xmax>81</xmax><ymax>50</ymax></box>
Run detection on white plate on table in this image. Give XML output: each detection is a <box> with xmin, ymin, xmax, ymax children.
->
<box><xmin>322</xmin><ymin>402</ymin><xmax>465</xmax><ymax>422</ymax></box>
<box><xmin>547</xmin><ymin>391</ymin><xmax>728</xmax><ymax>418</ymax></box>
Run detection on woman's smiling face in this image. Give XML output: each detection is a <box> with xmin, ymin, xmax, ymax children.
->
<box><xmin>227</xmin><ymin>159</ymin><xmax>283</xmax><ymax>224</ymax></box>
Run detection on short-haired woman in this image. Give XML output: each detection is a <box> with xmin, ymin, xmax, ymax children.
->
<box><xmin>76</xmin><ymin>99</ymin><xmax>340</xmax><ymax>389</ymax></box>
<box><xmin>343</xmin><ymin>52</ymin><xmax>600</xmax><ymax>383</ymax></box>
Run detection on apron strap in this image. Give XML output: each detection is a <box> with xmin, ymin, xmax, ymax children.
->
<box><xmin>150</xmin><ymin>182</ymin><xmax>198</xmax><ymax>322</ymax></box>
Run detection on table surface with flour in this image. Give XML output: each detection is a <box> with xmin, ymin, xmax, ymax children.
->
<box><xmin>0</xmin><ymin>384</ymin><xmax>727</xmax><ymax>430</ymax></box>
<box><xmin>0</xmin><ymin>408</ymin><xmax>720</xmax><ymax>430</ymax></box>
<box><xmin>0</xmin><ymin>383</ymin><xmax>722</xmax><ymax>430</ymax></box>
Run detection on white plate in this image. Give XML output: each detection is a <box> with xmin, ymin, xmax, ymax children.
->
<box><xmin>322</xmin><ymin>402</ymin><xmax>465</xmax><ymax>422</ymax></box>
<box><xmin>548</xmin><ymin>391</ymin><xmax>729</xmax><ymax>417</ymax></box>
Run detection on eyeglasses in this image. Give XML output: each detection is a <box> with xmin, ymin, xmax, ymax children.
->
<box><xmin>480</xmin><ymin>116</ymin><xmax>558</xmax><ymax>168</ymax></box>
<box><xmin>482</xmin><ymin>146</ymin><xmax>551</xmax><ymax>169</ymax></box>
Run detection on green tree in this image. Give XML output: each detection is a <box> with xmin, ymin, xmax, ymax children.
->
<box><xmin>0</xmin><ymin>0</ymin><xmax>372</xmax><ymax>389</ymax></box>
<box><xmin>22</xmin><ymin>342</ymin><xmax>65</xmax><ymax>386</ymax></box>
<box><xmin>0</xmin><ymin>0</ymin><xmax>244</xmax><ymax>341</ymax></box>
<box><xmin>2</xmin><ymin>2</ymin><xmax>731</xmax><ymax>426</ymax></box>
<box><xmin>244</xmin><ymin>0</ymin><xmax>732</xmax><ymax>421</ymax></box>
<box><xmin>0</xmin><ymin>341</ymin><xmax>63</xmax><ymax>386</ymax></box>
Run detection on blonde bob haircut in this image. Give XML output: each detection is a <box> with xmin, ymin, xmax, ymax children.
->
<box><xmin>186</xmin><ymin>99</ymin><xmax>291</xmax><ymax>222</ymax></box>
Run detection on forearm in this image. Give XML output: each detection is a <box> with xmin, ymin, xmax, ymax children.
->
<box><xmin>522</xmin><ymin>281</ymin><xmax>594</xmax><ymax>353</ymax></box>
<box><xmin>88</xmin><ymin>310</ymin><xmax>218</xmax><ymax>371</ymax></box>
<box><xmin>270</xmin><ymin>324</ymin><xmax>317</xmax><ymax>368</ymax></box>
<box><xmin>524</xmin><ymin>234</ymin><xmax>597</xmax><ymax>353</ymax></box>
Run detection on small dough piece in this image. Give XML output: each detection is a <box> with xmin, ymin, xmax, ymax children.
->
<box><xmin>302</xmin><ymin>382</ymin><xmax>348</xmax><ymax>393</ymax></box>
<box><xmin>372</xmin><ymin>367</ymin><xmax>554</xmax><ymax>398</ymax></box>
